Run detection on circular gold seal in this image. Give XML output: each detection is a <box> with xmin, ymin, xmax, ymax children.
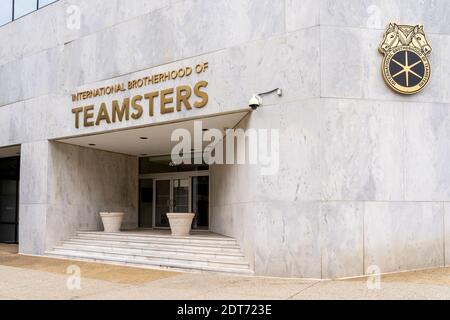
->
<box><xmin>381</xmin><ymin>46</ymin><xmax>431</xmax><ymax>95</ymax></box>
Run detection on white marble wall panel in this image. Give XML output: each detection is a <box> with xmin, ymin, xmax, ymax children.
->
<box><xmin>18</xmin><ymin>140</ymin><xmax>138</xmax><ymax>254</ymax></box>
<box><xmin>252</xmin><ymin>200</ymin><xmax>364</xmax><ymax>279</ymax></box>
<box><xmin>404</xmin><ymin>102</ymin><xmax>450</xmax><ymax>201</ymax></box>
<box><xmin>0</xmin><ymin>104</ymin><xmax>12</xmax><ymax>147</ymax></box>
<box><xmin>1</xmin><ymin>0</ymin><xmax>288</xmax><ymax>108</ymax></box>
<box><xmin>45</xmin><ymin>141</ymin><xmax>138</xmax><ymax>251</ymax></box>
<box><xmin>320</xmin><ymin>0</ymin><xmax>450</xmax><ymax>34</ymax></box>
<box><xmin>0</xmin><ymin>45</ymin><xmax>63</xmax><ymax>107</ymax></box>
<box><xmin>243</xmin><ymin>27</ymin><xmax>320</xmax><ymax>104</ymax></box>
<box><xmin>0</xmin><ymin>61</ymin><xmax>24</xmax><ymax>107</ymax></box>
<box><xmin>254</xmin><ymin>201</ymin><xmax>322</xmax><ymax>278</ymax></box>
<box><xmin>0</xmin><ymin>2</ymin><xmax>61</xmax><ymax>67</ymax></box>
<box><xmin>19</xmin><ymin>141</ymin><xmax>49</xmax><ymax>205</ymax></box>
<box><xmin>320</xmin><ymin>98</ymin><xmax>404</xmax><ymax>201</ymax></box>
<box><xmin>45</xmin><ymin>204</ymin><xmax>101</xmax><ymax>250</ymax></box>
<box><xmin>61</xmin><ymin>32</ymin><xmax>97</xmax><ymax>92</ymax></box>
<box><xmin>442</xmin><ymin>35</ymin><xmax>450</xmax><ymax>103</ymax></box>
<box><xmin>18</xmin><ymin>204</ymin><xmax>47</xmax><ymax>255</ymax></box>
<box><xmin>321</xmin><ymin>202</ymin><xmax>364</xmax><ymax>279</ymax></box>
<box><xmin>286</xmin><ymin>0</ymin><xmax>320</xmax><ymax>32</ymax></box>
<box><xmin>0</xmin><ymin>0</ymin><xmax>176</xmax><ymax>67</ymax></box>
<box><xmin>60</xmin><ymin>0</ymin><xmax>174</xmax><ymax>45</ymax></box>
<box><xmin>1</xmin><ymin>95</ymin><xmax>62</xmax><ymax>148</ymax></box>
<box><xmin>321</xmin><ymin>26</ymin><xmax>363</xmax><ymax>99</ymax></box>
<box><xmin>8</xmin><ymin>102</ymin><xmax>30</xmax><ymax>144</ymax></box>
<box><xmin>210</xmin><ymin>161</ymin><xmax>257</xmax><ymax>210</ymax></box>
<box><xmin>210</xmin><ymin>203</ymin><xmax>256</xmax><ymax>269</ymax></box>
<box><xmin>210</xmin><ymin>114</ymin><xmax>258</xmax><ymax>267</ymax></box>
<box><xmin>46</xmin><ymin>142</ymin><xmax>139</xmax><ymax>243</ymax></box>
<box><xmin>445</xmin><ymin>203</ymin><xmax>450</xmax><ymax>266</ymax></box>
<box><xmin>61</xmin><ymin>0</ymin><xmax>286</xmax><ymax>89</ymax></box>
<box><xmin>364</xmin><ymin>202</ymin><xmax>444</xmax><ymax>273</ymax></box>
<box><xmin>8</xmin><ymin>96</ymin><xmax>51</xmax><ymax>144</ymax></box>
<box><xmin>255</xmin><ymin>99</ymin><xmax>321</xmax><ymax>202</ymax></box>
<box><xmin>18</xmin><ymin>141</ymin><xmax>50</xmax><ymax>255</ymax></box>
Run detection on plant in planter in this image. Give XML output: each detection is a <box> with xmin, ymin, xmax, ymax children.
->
<box><xmin>99</xmin><ymin>212</ymin><xmax>124</xmax><ymax>233</ymax></box>
<box><xmin>166</xmin><ymin>213</ymin><xmax>195</xmax><ymax>236</ymax></box>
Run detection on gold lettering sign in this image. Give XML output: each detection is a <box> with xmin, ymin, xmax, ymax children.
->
<box><xmin>71</xmin><ymin>62</ymin><xmax>210</xmax><ymax>129</ymax></box>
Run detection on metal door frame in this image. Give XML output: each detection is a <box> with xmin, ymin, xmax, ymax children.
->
<box><xmin>139</xmin><ymin>171</ymin><xmax>210</xmax><ymax>231</ymax></box>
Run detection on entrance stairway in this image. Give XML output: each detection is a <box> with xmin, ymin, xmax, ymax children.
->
<box><xmin>45</xmin><ymin>231</ymin><xmax>253</xmax><ymax>275</ymax></box>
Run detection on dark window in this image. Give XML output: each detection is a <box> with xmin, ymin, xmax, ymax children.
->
<box><xmin>0</xmin><ymin>157</ymin><xmax>20</xmax><ymax>244</ymax></box>
<box><xmin>0</xmin><ymin>0</ymin><xmax>59</xmax><ymax>27</ymax></box>
<box><xmin>38</xmin><ymin>0</ymin><xmax>57</xmax><ymax>9</ymax></box>
<box><xmin>0</xmin><ymin>1</ymin><xmax>13</xmax><ymax>26</ymax></box>
<box><xmin>13</xmin><ymin>0</ymin><xmax>37</xmax><ymax>19</ymax></box>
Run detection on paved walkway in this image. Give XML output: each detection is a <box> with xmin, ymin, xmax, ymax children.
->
<box><xmin>1</xmin><ymin>244</ymin><xmax>449</xmax><ymax>300</ymax></box>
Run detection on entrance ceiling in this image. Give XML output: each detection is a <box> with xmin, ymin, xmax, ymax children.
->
<box><xmin>58</xmin><ymin>111</ymin><xmax>249</xmax><ymax>157</ymax></box>
<box><xmin>0</xmin><ymin>146</ymin><xmax>21</xmax><ymax>158</ymax></box>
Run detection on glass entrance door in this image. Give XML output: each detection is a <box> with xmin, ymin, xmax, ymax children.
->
<box><xmin>192</xmin><ymin>176</ymin><xmax>209</xmax><ymax>230</ymax></box>
<box><xmin>139</xmin><ymin>179</ymin><xmax>153</xmax><ymax>228</ymax></box>
<box><xmin>153</xmin><ymin>177</ymin><xmax>192</xmax><ymax>229</ymax></box>
<box><xmin>140</xmin><ymin>173</ymin><xmax>209</xmax><ymax>230</ymax></box>
<box><xmin>172</xmin><ymin>178</ymin><xmax>190</xmax><ymax>213</ymax></box>
<box><xmin>154</xmin><ymin>180</ymin><xmax>171</xmax><ymax>228</ymax></box>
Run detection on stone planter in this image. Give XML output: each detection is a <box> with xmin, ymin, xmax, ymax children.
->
<box><xmin>166</xmin><ymin>213</ymin><xmax>195</xmax><ymax>236</ymax></box>
<box><xmin>100</xmin><ymin>212</ymin><xmax>124</xmax><ymax>233</ymax></box>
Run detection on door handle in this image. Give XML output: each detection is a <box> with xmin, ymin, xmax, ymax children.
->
<box><xmin>167</xmin><ymin>199</ymin><xmax>175</xmax><ymax>212</ymax></box>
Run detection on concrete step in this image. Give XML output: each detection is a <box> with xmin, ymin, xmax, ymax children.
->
<box><xmin>68</xmin><ymin>237</ymin><xmax>242</xmax><ymax>253</ymax></box>
<box><xmin>51</xmin><ymin>246</ymin><xmax>249</xmax><ymax>268</ymax></box>
<box><xmin>76</xmin><ymin>232</ymin><xmax>238</xmax><ymax>246</ymax></box>
<box><xmin>48</xmin><ymin>247</ymin><xmax>250</xmax><ymax>270</ymax></box>
<box><xmin>47</xmin><ymin>231</ymin><xmax>253</xmax><ymax>275</ymax></box>
<box><xmin>46</xmin><ymin>251</ymin><xmax>254</xmax><ymax>275</ymax></box>
<box><xmin>58</xmin><ymin>242</ymin><xmax>246</xmax><ymax>261</ymax></box>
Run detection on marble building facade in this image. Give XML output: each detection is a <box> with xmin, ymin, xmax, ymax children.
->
<box><xmin>0</xmin><ymin>0</ymin><xmax>449</xmax><ymax>279</ymax></box>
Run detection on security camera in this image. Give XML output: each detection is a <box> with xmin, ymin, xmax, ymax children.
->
<box><xmin>248</xmin><ymin>88</ymin><xmax>282</xmax><ymax>110</ymax></box>
<box><xmin>249</xmin><ymin>95</ymin><xmax>262</xmax><ymax>110</ymax></box>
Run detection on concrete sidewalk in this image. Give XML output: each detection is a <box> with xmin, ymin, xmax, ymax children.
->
<box><xmin>1</xmin><ymin>244</ymin><xmax>449</xmax><ymax>300</ymax></box>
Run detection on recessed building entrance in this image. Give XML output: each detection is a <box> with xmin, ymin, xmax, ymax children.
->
<box><xmin>48</xmin><ymin>112</ymin><xmax>252</xmax><ymax>273</ymax></box>
<box><xmin>139</xmin><ymin>155</ymin><xmax>209</xmax><ymax>230</ymax></box>
<box><xmin>57</xmin><ymin>112</ymin><xmax>249</xmax><ymax>233</ymax></box>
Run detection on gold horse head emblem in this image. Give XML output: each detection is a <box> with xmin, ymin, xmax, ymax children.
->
<box><xmin>379</xmin><ymin>23</ymin><xmax>432</xmax><ymax>56</ymax></box>
<box><xmin>379</xmin><ymin>23</ymin><xmax>432</xmax><ymax>95</ymax></box>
